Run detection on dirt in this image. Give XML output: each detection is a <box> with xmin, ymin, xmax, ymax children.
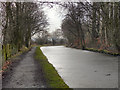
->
<box><xmin>2</xmin><ymin>47</ymin><xmax>47</xmax><ymax>88</ymax></box>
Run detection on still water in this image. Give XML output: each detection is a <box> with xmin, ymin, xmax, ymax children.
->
<box><xmin>41</xmin><ymin>46</ymin><xmax>118</xmax><ymax>88</ymax></box>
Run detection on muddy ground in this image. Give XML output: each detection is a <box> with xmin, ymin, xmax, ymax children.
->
<box><xmin>2</xmin><ymin>47</ymin><xmax>47</xmax><ymax>88</ymax></box>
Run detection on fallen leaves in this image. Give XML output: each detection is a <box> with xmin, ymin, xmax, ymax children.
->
<box><xmin>0</xmin><ymin>61</ymin><xmax>11</xmax><ymax>77</ymax></box>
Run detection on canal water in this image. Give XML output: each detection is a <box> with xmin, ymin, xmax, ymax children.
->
<box><xmin>41</xmin><ymin>46</ymin><xmax>118</xmax><ymax>88</ymax></box>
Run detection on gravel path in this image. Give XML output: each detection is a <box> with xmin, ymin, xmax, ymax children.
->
<box><xmin>2</xmin><ymin>47</ymin><xmax>47</xmax><ymax>88</ymax></box>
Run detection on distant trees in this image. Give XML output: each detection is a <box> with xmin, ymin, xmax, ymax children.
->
<box><xmin>35</xmin><ymin>29</ymin><xmax>66</xmax><ymax>45</ymax></box>
<box><xmin>51</xmin><ymin>29</ymin><xmax>65</xmax><ymax>45</ymax></box>
<box><xmin>0</xmin><ymin>2</ymin><xmax>48</xmax><ymax>60</ymax></box>
<box><xmin>35</xmin><ymin>30</ymin><xmax>50</xmax><ymax>45</ymax></box>
<box><xmin>61</xmin><ymin>1</ymin><xmax>120</xmax><ymax>53</ymax></box>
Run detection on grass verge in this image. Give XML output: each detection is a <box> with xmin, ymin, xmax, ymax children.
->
<box><xmin>66</xmin><ymin>45</ymin><xmax>119</xmax><ymax>56</ymax></box>
<box><xmin>35</xmin><ymin>46</ymin><xmax>69</xmax><ymax>88</ymax></box>
<box><xmin>85</xmin><ymin>48</ymin><xmax>120</xmax><ymax>56</ymax></box>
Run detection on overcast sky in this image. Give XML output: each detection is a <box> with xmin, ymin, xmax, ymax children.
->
<box><xmin>40</xmin><ymin>0</ymin><xmax>89</xmax><ymax>33</ymax></box>
<box><xmin>40</xmin><ymin>0</ymin><xmax>79</xmax><ymax>33</ymax></box>
<box><xmin>43</xmin><ymin>5</ymin><xmax>64</xmax><ymax>33</ymax></box>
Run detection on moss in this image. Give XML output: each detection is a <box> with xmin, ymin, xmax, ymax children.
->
<box><xmin>2</xmin><ymin>45</ymin><xmax>6</xmax><ymax>61</ymax></box>
<box><xmin>0</xmin><ymin>44</ymin><xmax>1</xmax><ymax>57</ymax></box>
<box><xmin>35</xmin><ymin>46</ymin><xmax>70</xmax><ymax>88</ymax></box>
<box><xmin>11</xmin><ymin>45</ymin><xmax>18</xmax><ymax>55</ymax></box>
<box><xmin>0</xmin><ymin>44</ymin><xmax>2</xmax><ymax>67</ymax></box>
<box><xmin>20</xmin><ymin>45</ymin><xmax>28</xmax><ymax>53</ymax></box>
<box><xmin>6</xmin><ymin>44</ymin><xmax>11</xmax><ymax>59</ymax></box>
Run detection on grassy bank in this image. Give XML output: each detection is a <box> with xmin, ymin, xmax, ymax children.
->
<box><xmin>35</xmin><ymin>46</ymin><xmax>69</xmax><ymax>88</ymax></box>
<box><xmin>66</xmin><ymin>45</ymin><xmax>119</xmax><ymax>56</ymax></box>
<box><xmin>85</xmin><ymin>48</ymin><xmax>120</xmax><ymax>56</ymax></box>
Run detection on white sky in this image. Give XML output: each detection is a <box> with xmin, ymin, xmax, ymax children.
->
<box><xmin>43</xmin><ymin>5</ymin><xmax>64</xmax><ymax>33</ymax></box>
<box><xmin>40</xmin><ymin>0</ymin><xmax>79</xmax><ymax>33</ymax></box>
<box><xmin>40</xmin><ymin>0</ymin><xmax>90</xmax><ymax>33</ymax></box>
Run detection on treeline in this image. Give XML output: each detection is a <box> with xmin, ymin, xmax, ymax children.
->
<box><xmin>61</xmin><ymin>2</ymin><xmax>120</xmax><ymax>54</ymax></box>
<box><xmin>0</xmin><ymin>2</ymin><xmax>48</xmax><ymax>61</ymax></box>
<box><xmin>35</xmin><ymin>29</ymin><xmax>66</xmax><ymax>45</ymax></box>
